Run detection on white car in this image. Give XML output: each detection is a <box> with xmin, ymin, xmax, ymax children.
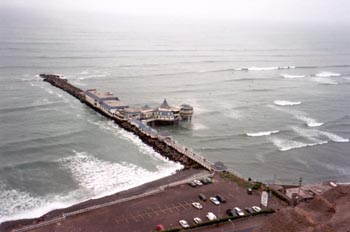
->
<box><xmin>179</xmin><ymin>220</ymin><xmax>190</xmax><ymax>228</ymax></box>
<box><xmin>193</xmin><ymin>217</ymin><xmax>202</xmax><ymax>224</ymax></box>
<box><xmin>192</xmin><ymin>202</ymin><xmax>203</xmax><ymax>209</ymax></box>
<box><xmin>193</xmin><ymin>179</ymin><xmax>203</xmax><ymax>186</ymax></box>
<box><xmin>206</xmin><ymin>212</ymin><xmax>217</xmax><ymax>221</ymax></box>
<box><xmin>210</xmin><ymin>197</ymin><xmax>220</xmax><ymax>205</ymax></box>
<box><xmin>252</xmin><ymin>206</ymin><xmax>262</xmax><ymax>212</ymax></box>
<box><xmin>234</xmin><ymin>207</ymin><xmax>245</xmax><ymax>216</ymax></box>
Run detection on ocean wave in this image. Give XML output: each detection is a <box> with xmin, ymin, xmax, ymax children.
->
<box><xmin>192</xmin><ymin>123</ymin><xmax>208</xmax><ymax>130</ymax></box>
<box><xmin>269</xmin><ymin>137</ymin><xmax>327</xmax><ymax>151</ymax></box>
<box><xmin>310</xmin><ymin>77</ymin><xmax>338</xmax><ymax>85</ymax></box>
<box><xmin>295</xmin><ymin>115</ymin><xmax>324</xmax><ymax>127</ymax></box>
<box><xmin>319</xmin><ymin>131</ymin><xmax>349</xmax><ymax>143</ymax></box>
<box><xmin>291</xmin><ymin>126</ymin><xmax>349</xmax><ymax>144</ymax></box>
<box><xmin>86</xmin><ymin>119</ymin><xmax>177</xmax><ymax>161</ymax></box>
<box><xmin>224</xmin><ymin>109</ymin><xmax>243</xmax><ymax>119</ymax></box>
<box><xmin>273</xmin><ymin>100</ymin><xmax>301</xmax><ymax>106</ymax></box>
<box><xmin>315</xmin><ymin>71</ymin><xmax>341</xmax><ymax>77</ymax></box>
<box><xmin>29</xmin><ymin>82</ymin><xmax>68</xmax><ymax>101</ymax></box>
<box><xmin>0</xmin><ymin>183</ymin><xmax>81</xmax><ymax>224</ymax></box>
<box><xmin>298</xmin><ymin>64</ymin><xmax>350</xmax><ymax>69</ymax></box>
<box><xmin>234</xmin><ymin>66</ymin><xmax>295</xmax><ymax>71</ymax></box>
<box><xmin>280</xmin><ymin>74</ymin><xmax>306</xmax><ymax>79</ymax></box>
<box><xmin>0</xmin><ymin>101</ymin><xmax>65</xmax><ymax>114</ymax></box>
<box><xmin>246</xmin><ymin>130</ymin><xmax>279</xmax><ymax>137</ymax></box>
<box><xmin>59</xmin><ymin>151</ymin><xmax>182</xmax><ymax>197</ymax></box>
<box><xmin>0</xmin><ymin>149</ymin><xmax>183</xmax><ymax>223</ymax></box>
<box><xmin>291</xmin><ymin>126</ymin><xmax>328</xmax><ymax>143</ymax></box>
<box><xmin>269</xmin><ymin>105</ymin><xmax>323</xmax><ymax>127</ymax></box>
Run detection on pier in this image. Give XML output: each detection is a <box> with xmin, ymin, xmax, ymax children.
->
<box><xmin>39</xmin><ymin>74</ymin><xmax>213</xmax><ymax>171</ymax></box>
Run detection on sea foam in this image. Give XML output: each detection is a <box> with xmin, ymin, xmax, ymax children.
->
<box><xmin>269</xmin><ymin>105</ymin><xmax>324</xmax><ymax>127</ymax></box>
<box><xmin>269</xmin><ymin>137</ymin><xmax>312</xmax><ymax>151</ymax></box>
<box><xmin>310</xmin><ymin>77</ymin><xmax>338</xmax><ymax>85</ymax></box>
<box><xmin>295</xmin><ymin>115</ymin><xmax>324</xmax><ymax>127</ymax></box>
<box><xmin>246</xmin><ymin>130</ymin><xmax>279</xmax><ymax>137</ymax></box>
<box><xmin>234</xmin><ymin>66</ymin><xmax>295</xmax><ymax>71</ymax></box>
<box><xmin>280</xmin><ymin>74</ymin><xmax>306</xmax><ymax>79</ymax></box>
<box><xmin>315</xmin><ymin>71</ymin><xmax>341</xmax><ymax>77</ymax></box>
<box><xmin>59</xmin><ymin>151</ymin><xmax>183</xmax><ymax>198</ymax></box>
<box><xmin>273</xmin><ymin>100</ymin><xmax>301</xmax><ymax>106</ymax></box>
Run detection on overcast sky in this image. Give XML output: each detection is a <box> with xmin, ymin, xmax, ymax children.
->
<box><xmin>1</xmin><ymin>0</ymin><xmax>350</xmax><ymax>24</ymax></box>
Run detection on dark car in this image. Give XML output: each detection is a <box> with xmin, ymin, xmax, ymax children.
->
<box><xmin>199</xmin><ymin>193</ymin><xmax>207</xmax><ymax>201</ymax></box>
<box><xmin>245</xmin><ymin>207</ymin><xmax>254</xmax><ymax>214</ymax></box>
<box><xmin>226</xmin><ymin>209</ymin><xmax>238</xmax><ymax>217</ymax></box>
<box><xmin>216</xmin><ymin>195</ymin><xmax>226</xmax><ymax>203</ymax></box>
<box><xmin>247</xmin><ymin>188</ymin><xmax>253</xmax><ymax>195</ymax></box>
<box><xmin>202</xmin><ymin>177</ymin><xmax>213</xmax><ymax>184</ymax></box>
<box><xmin>188</xmin><ymin>181</ymin><xmax>196</xmax><ymax>188</ymax></box>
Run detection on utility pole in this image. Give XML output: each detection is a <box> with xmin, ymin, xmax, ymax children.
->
<box><xmin>298</xmin><ymin>177</ymin><xmax>303</xmax><ymax>196</ymax></box>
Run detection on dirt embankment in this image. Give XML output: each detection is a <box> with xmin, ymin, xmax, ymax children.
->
<box><xmin>253</xmin><ymin>185</ymin><xmax>350</xmax><ymax>232</ymax></box>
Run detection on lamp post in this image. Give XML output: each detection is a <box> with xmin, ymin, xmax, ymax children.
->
<box><xmin>298</xmin><ymin>177</ymin><xmax>303</xmax><ymax>196</ymax></box>
<box><xmin>228</xmin><ymin>219</ymin><xmax>234</xmax><ymax>231</ymax></box>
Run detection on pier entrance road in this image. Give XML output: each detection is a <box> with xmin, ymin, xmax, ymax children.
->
<box><xmin>25</xmin><ymin>173</ymin><xmax>281</xmax><ymax>232</ymax></box>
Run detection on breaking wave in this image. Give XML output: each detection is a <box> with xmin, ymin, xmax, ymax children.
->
<box><xmin>59</xmin><ymin>151</ymin><xmax>182</xmax><ymax>197</ymax></box>
<box><xmin>86</xmin><ymin>119</ymin><xmax>174</xmax><ymax>161</ymax></box>
<box><xmin>280</xmin><ymin>74</ymin><xmax>306</xmax><ymax>79</ymax></box>
<box><xmin>246</xmin><ymin>130</ymin><xmax>279</xmax><ymax>137</ymax></box>
<box><xmin>273</xmin><ymin>100</ymin><xmax>301</xmax><ymax>106</ymax></box>
<box><xmin>269</xmin><ymin>105</ymin><xmax>324</xmax><ymax>127</ymax></box>
<box><xmin>234</xmin><ymin>66</ymin><xmax>295</xmax><ymax>71</ymax></box>
<box><xmin>315</xmin><ymin>72</ymin><xmax>341</xmax><ymax>77</ymax></box>
<box><xmin>0</xmin><ymin>184</ymin><xmax>81</xmax><ymax>224</ymax></box>
<box><xmin>0</xmin><ymin>150</ymin><xmax>183</xmax><ymax>223</ymax></box>
<box><xmin>291</xmin><ymin>126</ymin><xmax>349</xmax><ymax>143</ymax></box>
<box><xmin>295</xmin><ymin>115</ymin><xmax>324</xmax><ymax>127</ymax></box>
<box><xmin>310</xmin><ymin>77</ymin><xmax>338</xmax><ymax>85</ymax></box>
<box><xmin>270</xmin><ymin>126</ymin><xmax>349</xmax><ymax>151</ymax></box>
<box><xmin>269</xmin><ymin>137</ymin><xmax>327</xmax><ymax>151</ymax></box>
<box><xmin>192</xmin><ymin>122</ymin><xmax>208</xmax><ymax>130</ymax></box>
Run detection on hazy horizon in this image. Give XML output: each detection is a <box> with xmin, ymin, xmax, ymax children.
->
<box><xmin>1</xmin><ymin>0</ymin><xmax>350</xmax><ymax>26</ymax></box>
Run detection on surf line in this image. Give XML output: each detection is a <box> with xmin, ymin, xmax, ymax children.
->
<box><xmin>39</xmin><ymin>74</ymin><xmax>213</xmax><ymax>171</ymax></box>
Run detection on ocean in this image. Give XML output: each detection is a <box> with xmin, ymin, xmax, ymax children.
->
<box><xmin>1</xmin><ymin>9</ymin><xmax>350</xmax><ymax>223</ymax></box>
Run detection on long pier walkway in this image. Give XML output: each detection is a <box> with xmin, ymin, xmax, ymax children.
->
<box><xmin>40</xmin><ymin>74</ymin><xmax>214</xmax><ymax>171</ymax></box>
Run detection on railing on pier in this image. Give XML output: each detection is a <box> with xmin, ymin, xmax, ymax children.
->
<box><xmin>129</xmin><ymin>119</ymin><xmax>213</xmax><ymax>171</ymax></box>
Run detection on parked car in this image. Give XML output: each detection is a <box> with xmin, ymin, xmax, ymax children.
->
<box><xmin>216</xmin><ymin>195</ymin><xmax>226</xmax><ymax>203</ymax></box>
<box><xmin>247</xmin><ymin>188</ymin><xmax>253</xmax><ymax>195</ymax></box>
<box><xmin>210</xmin><ymin>197</ymin><xmax>220</xmax><ymax>205</ymax></box>
<box><xmin>226</xmin><ymin>209</ymin><xmax>238</xmax><ymax>217</ymax></box>
<box><xmin>188</xmin><ymin>181</ymin><xmax>196</xmax><ymax>188</ymax></box>
<box><xmin>200</xmin><ymin>178</ymin><xmax>209</xmax><ymax>185</ymax></box>
<box><xmin>234</xmin><ymin>207</ymin><xmax>245</xmax><ymax>216</ymax></box>
<box><xmin>252</xmin><ymin>206</ymin><xmax>262</xmax><ymax>212</ymax></box>
<box><xmin>206</xmin><ymin>212</ymin><xmax>217</xmax><ymax>221</ymax></box>
<box><xmin>192</xmin><ymin>202</ymin><xmax>203</xmax><ymax>209</ymax></box>
<box><xmin>179</xmin><ymin>220</ymin><xmax>190</xmax><ymax>228</ymax></box>
<box><xmin>245</xmin><ymin>207</ymin><xmax>254</xmax><ymax>214</ymax></box>
<box><xmin>193</xmin><ymin>217</ymin><xmax>202</xmax><ymax>224</ymax></box>
<box><xmin>198</xmin><ymin>193</ymin><xmax>207</xmax><ymax>201</ymax></box>
<box><xmin>193</xmin><ymin>179</ymin><xmax>203</xmax><ymax>186</ymax></box>
<box><xmin>205</xmin><ymin>177</ymin><xmax>213</xmax><ymax>183</ymax></box>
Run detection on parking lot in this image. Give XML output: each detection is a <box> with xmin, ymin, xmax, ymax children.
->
<box><xmin>29</xmin><ymin>172</ymin><xmax>279</xmax><ymax>232</ymax></box>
